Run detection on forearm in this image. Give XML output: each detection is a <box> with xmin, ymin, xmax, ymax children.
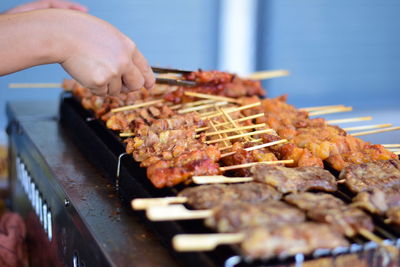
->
<box><xmin>0</xmin><ymin>10</ymin><xmax>63</xmax><ymax>75</ymax></box>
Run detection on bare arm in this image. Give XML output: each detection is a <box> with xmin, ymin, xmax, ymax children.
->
<box><xmin>0</xmin><ymin>9</ymin><xmax>154</xmax><ymax>95</ymax></box>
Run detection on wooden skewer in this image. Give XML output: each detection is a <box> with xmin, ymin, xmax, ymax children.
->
<box><xmin>218</xmin><ymin>138</ymin><xmax>263</xmax><ymax>151</ymax></box>
<box><xmin>177</xmin><ymin>101</ymin><xmax>228</xmax><ymax>114</ymax></box>
<box><xmin>205</xmin><ymin>129</ymin><xmax>274</xmax><ymax>144</ymax></box>
<box><xmin>209</xmin><ymin>120</ymin><xmax>229</xmax><ymax>147</ymax></box>
<box><xmin>343</xmin><ymin>124</ymin><xmax>393</xmax><ymax>132</ymax></box>
<box><xmin>8</xmin><ymin>82</ymin><xmax>62</xmax><ymax>88</ymax></box>
<box><xmin>111</xmin><ymin>99</ymin><xmax>164</xmax><ymax>113</ymax></box>
<box><xmin>184</xmin><ymin>91</ymin><xmax>241</xmax><ymax>104</ymax></box>
<box><xmin>300</xmin><ymin>104</ymin><xmax>345</xmax><ymax>112</ymax></box>
<box><xmin>170</xmin><ymin>99</ymin><xmax>218</xmax><ymax>110</ymax></box>
<box><xmin>394</xmin><ymin>151</ymin><xmax>400</xmax><ymax>155</ymax></box>
<box><xmin>193</xmin><ymin>176</ymin><xmax>253</xmax><ymax>184</ymax></box>
<box><xmin>245</xmin><ymin>70</ymin><xmax>289</xmax><ymax>80</ymax></box>
<box><xmin>337</xmin><ymin>179</ymin><xmax>346</xmax><ymax>184</ymax></box>
<box><xmin>309</xmin><ymin>107</ymin><xmax>352</xmax><ymax>116</ymax></box>
<box><xmin>219</xmin><ymin>159</ymin><xmax>294</xmax><ymax>172</ymax></box>
<box><xmin>221</xmin><ymin>139</ymin><xmax>288</xmax><ymax>158</ymax></box>
<box><xmin>351</xmin><ymin>126</ymin><xmax>400</xmax><ymax>137</ymax></box>
<box><xmin>131</xmin><ymin>197</ymin><xmax>187</xmax><ymax>210</ymax></box>
<box><xmin>120</xmin><ymin>132</ymin><xmax>134</xmax><ymax>137</ymax></box>
<box><xmin>146</xmin><ymin>204</ymin><xmax>213</xmax><ymax>221</ymax></box>
<box><xmin>196</xmin><ymin>123</ymin><xmax>267</xmax><ymax>138</ymax></box>
<box><xmin>327</xmin><ymin>116</ymin><xmax>373</xmax><ymax>124</ymax></box>
<box><xmin>219</xmin><ymin>107</ymin><xmax>251</xmax><ymax>142</ymax></box>
<box><xmin>173</xmin><ymin>233</ymin><xmax>244</xmax><ymax>252</ymax></box>
<box><xmin>358</xmin><ymin>228</ymin><xmax>398</xmax><ymax>257</ymax></box>
<box><xmin>201</xmin><ymin>102</ymin><xmax>261</xmax><ymax>120</ymax></box>
<box><xmin>195</xmin><ymin>113</ymin><xmax>265</xmax><ymax>132</ymax></box>
<box><xmin>382</xmin><ymin>144</ymin><xmax>400</xmax><ymax>148</ymax></box>
<box><xmin>171</xmin><ymin>99</ymin><xmax>214</xmax><ymax>110</ymax></box>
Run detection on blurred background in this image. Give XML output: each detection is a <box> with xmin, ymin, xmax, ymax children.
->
<box><xmin>1</xmin><ymin>0</ymin><xmax>400</xmax><ymax>142</ymax></box>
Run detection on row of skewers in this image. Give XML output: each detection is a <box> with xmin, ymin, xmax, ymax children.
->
<box><xmin>63</xmin><ymin>68</ymin><xmax>400</xmax><ymax>262</ymax></box>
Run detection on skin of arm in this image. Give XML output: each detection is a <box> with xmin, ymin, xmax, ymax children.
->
<box><xmin>0</xmin><ymin>9</ymin><xmax>154</xmax><ymax>95</ymax></box>
<box><xmin>4</xmin><ymin>0</ymin><xmax>88</xmax><ymax>14</ymax></box>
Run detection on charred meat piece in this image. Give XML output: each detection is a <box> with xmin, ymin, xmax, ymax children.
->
<box><xmin>352</xmin><ymin>186</ymin><xmax>400</xmax><ymax>225</ymax></box>
<box><xmin>178</xmin><ymin>182</ymin><xmax>282</xmax><ymax>210</ymax></box>
<box><xmin>251</xmin><ymin>165</ymin><xmax>337</xmax><ymax>193</ymax></box>
<box><xmin>146</xmin><ymin>146</ymin><xmax>221</xmax><ymax>188</ymax></box>
<box><xmin>241</xmin><ymin>223</ymin><xmax>349</xmax><ymax>260</ymax></box>
<box><xmin>205</xmin><ymin>199</ymin><xmax>305</xmax><ymax>233</ymax></box>
<box><xmin>285</xmin><ymin>192</ymin><xmax>374</xmax><ymax>237</ymax></box>
<box><xmin>339</xmin><ymin>159</ymin><xmax>400</xmax><ymax>193</ymax></box>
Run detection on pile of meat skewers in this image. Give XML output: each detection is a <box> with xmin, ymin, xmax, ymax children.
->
<box><xmin>64</xmin><ymin>68</ymin><xmax>400</xmax><ymax>262</ymax></box>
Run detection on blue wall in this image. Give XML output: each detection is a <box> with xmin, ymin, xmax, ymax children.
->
<box><xmin>257</xmin><ymin>0</ymin><xmax>400</xmax><ymax>108</ymax></box>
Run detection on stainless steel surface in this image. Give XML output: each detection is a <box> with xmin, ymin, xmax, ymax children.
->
<box><xmin>7</xmin><ymin>100</ymin><xmax>178</xmax><ymax>267</ymax></box>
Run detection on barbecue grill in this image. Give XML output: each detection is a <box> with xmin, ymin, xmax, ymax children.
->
<box><xmin>5</xmin><ymin>93</ymin><xmax>400</xmax><ymax>266</ymax></box>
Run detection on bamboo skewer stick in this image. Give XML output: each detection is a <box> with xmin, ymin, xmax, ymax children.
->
<box><xmin>177</xmin><ymin>101</ymin><xmax>228</xmax><ymax>114</ymax></box>
<box><xmin>120</xmin><ymin>132</ymin><xmax>134</xmax><ymax>137</ymax></box>
<box><xmin>393</xmin><ymin>151</ymin><xmax>400</xmax><ymax>155</ymax></box>
<box><xmin>184</xmin><ymin>91</ymin><xmax>241</xmax><ymax>104</ymax></box>
<box><xmin>173</xmin><ymin>233</ymin><xmax>244</xmax><ymax>252</ymax></box>
<box><xmin>219</xmin><ymin>107</ymin><xmax>250</xmax><ymax>142</ymax></box>
<box><xmin>205</xmin><ymin>129</ymin><xmax>274</xmax><ymax>144</ymax></box>
<box><xmin>131</xmin><ymin>197</ymin><xmax>187</xmax><ymax>210</ymax></box>
<box><xmin>209</xmin><ymin>120</ymin><xmax>229</xmax><ymax>147</ymax></box>
<box><xmin>219</xmin><ymin>159</ymin><xmax>293</xmax><ymax>172</ymax></box>
<box><xmin>358</xmin><ymin>228</ymin><xmax>398</xmax><ymax>256</ymax></box>
<box><xmin>201</xmin><ymin>102</ymin><xmax>261</xmax><ymax>120</ymax></box>
<box><xmin>196</xmin><ymin>113</ymin><xmax>265</xmax><ymax>132</ymax></box>
<box><xmin>193</xmin><ymin>176</ymin><xmax>254</xmax><ymax>184</ymax></box>
<box><xmin>343</xmin><ymin>124</ymin><xmax>393</xmax><ymax>132</ymax></box>
<box><xmin>327</xmin><ymin>116</ymin><xmax>373</xmax><ymax>124</ymax></box>
<box><xmin>351</xmin><ymin>126</ymin><xmax>400</xmax><ymax>137</ymax></box>
<box><xmin>300</xmin><ymin>105</ymin><xmax>345</xmax><ymax>112</ymax></box>
<box><xmin>8</xmin><ymin>83</ymin><xmax>62</xmax><ymax>88</ymax></box>
<box><xmin>111</xmin><ymin>99</ymin><xmax>164</xmax><ymax>113</ymax></box>
<box><xmin>309</xmin><ymin>107</ymin><xmax>352</xmax><ymax>116</ymax></box>
<box><xmin>382</xmin><ymin>144</ymin><xmax>400</xmax><ymax>148</ymax></box>
<box><xmin>220</xmin><ymin>139</ymin><xmax>288</xmax><ymax>158</ymax></box>
<box><xmin>170</xmin><ymin>99</ymin><xmax>218</xmax><ymax>110</ymax></box>
<box><xmin>196</xmin><ymin>123</ymin><xmax>267</xmax><ymax>138</ymax></box>
<box><xmin>218</xmin><ymin>138</ymin><xmax>263</xmax><ymax>151</ymax></box>
<box><xmin>245</xmin><ymin>70</ymin><xmax>290</xmax><ymax>80</ymax></box>
<box><xmin>146</xmin><ymin>204</ymin><xmax>213</xmax><ymax>221</ymax></box>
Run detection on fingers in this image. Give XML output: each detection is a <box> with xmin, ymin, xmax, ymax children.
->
<box><xmin>122</xmin><ymin>63</ymin><xmax>145</xmax><ymax>92</ymax></box>
<box><xmin>92</xmin><ymin>85</ymin><xmax>108</xmax><ymax>96</ymax></box>
<box><xmin>132</xmin><ymin>48</ymin><xmax>155</xmax><ymax>90</ymax></box>
<box><xmin>50</xmin><ymin>0</ymin><xmax>89</xmax><ymax>12</ymax></box>
<box><xmin>108</xmin><ymin>77</ymin><xmax>122</xmax><ymax>96</ymax></box>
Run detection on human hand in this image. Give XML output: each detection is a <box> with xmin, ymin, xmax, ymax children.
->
<box><xmin>54</xmin><ymin>10</ymin><xmax>154</xmax><ymax>95</ymax></box>
<box><xmin>4</xmin><ymin>0</ymin><xmax>87</xmax><ymax>14</ymax></box>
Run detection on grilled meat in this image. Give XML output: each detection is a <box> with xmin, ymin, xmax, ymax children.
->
<box><xmin>178</xmin><ymin>182</ymin><xmax>281</xmax><ymax>210</ymax></box>
<box><xmin>205</xmin><ymin>199</ymin><xmax>305</xmax><ymax>233</ymax></box>
<box><xmin>146</xmin><ymin>146</ymin><xmax>221</xmax><ymax>188</ymax></box>
<box><xmin>251</xmin><ymin>165</ymin><xmax>337</xmax><ymax>193</ymax></box>
<box><xmin>352</xmin><ymin>186</ymin><xmax>400</xmax><ymax>225</ymax></box>
<box><xmin>285</xmin><ymin>192</ymin><xmax>374</xmax><ymax>237</ymax></box>
<box><xmin>339</xmin><ymin>159</ymin><xmax>400</xmax><ymax>193</ymax></box>
<box><xmin>241</xmin><ymin>223</ymin><xmax>349</xmax><ymax>260</ymax></box>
